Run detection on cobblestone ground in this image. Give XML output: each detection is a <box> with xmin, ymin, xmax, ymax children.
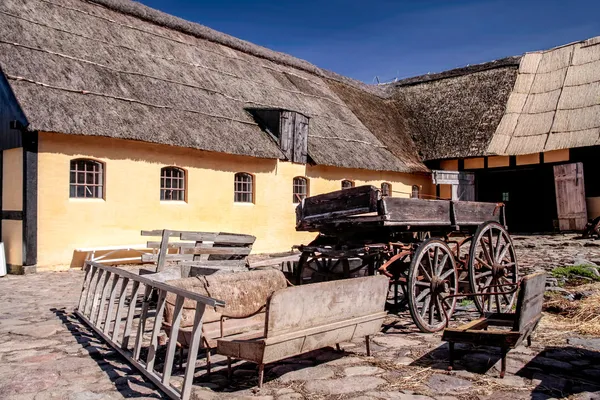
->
<box><xmin>1</xmin><ymin>234</ymin><xmax>599</xmax><ymax>400</ymax></box>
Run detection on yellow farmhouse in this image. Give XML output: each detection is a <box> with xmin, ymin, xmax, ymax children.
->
<box><xmin>0</xmin><ymin>0</ymin><xmax>598</xmax><ymax>272</ymax></box>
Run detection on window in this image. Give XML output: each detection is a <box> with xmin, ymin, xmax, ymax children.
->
<box><xmin>70</xmin><ymin>159</ymin><xmax>103</xmax><ymax>198</ymax></box>
<box><xmin>502</xmin><ymin>192</ymin><xmax>509</xmax><ymax>202</ymax></box>
<box><xmin>234</xmin><ymin>173</ymin><xmax>254</xmax><ymax>203</ymax></box>
<box><xmin>160</xmin><ymin>167</ymin><xmax>186</xmax><ymax>201</ymax></box>
<box><xmin>293</xmin><ymin>177</ymin><xmax>309</xmax><ymax>203</ymax></box>
<box><xmin>381</xmin><ymin>182</ymin><xmax>391</xmax><ymax>196</ymax></box>
<box><xmin>341</xmin><ymin>180</ymin><xmax>354</xmax><ymax>190</ymax></box>
<box><xmin>411</xmin><ymin>185</ymin><xmax>420</xmax><ymax>199</ymax></box>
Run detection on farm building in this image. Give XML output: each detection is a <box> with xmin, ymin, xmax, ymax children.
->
<box><xmin>0</xmin><ymin>0</ymin><xmax>598</xmax><ymax>272</ymax></box>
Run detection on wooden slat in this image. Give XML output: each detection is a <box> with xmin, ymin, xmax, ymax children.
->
<box><xmin>299</xmin><ymin>185</ymin><xmax>380</xmax><ymax>223</ymax></box>
<box><xmin>385</xmin><ymin>198</ymin><xmax>452</xmax><ymax>225</ymax></box>
<box><xmin>293</xmin><ymin>112</ymin><xmax>309</xmax><ymax>164</ymax></box>
<box><xmin>82</xmin><ymin>266</ymin><xmax>99</xmax><ymax>316</ymax></box>
<box><xmin>141</xmin><ymin>247</ymin><xmax>251</xmax><ymax>263</ymax></box>
<box><xmin>103</xmin><ymin>276</ymin><xmax>121</xmax><ymax>333</ymax></box>
<box><xmin>249</xmin><ymin>254</ymin><xmax>300</xmax><ymax>268</ymax></box>
<box><xmin>88</xmin><ymin>269</ymin><xmax>106</xmax><ymax>321</ymax></box>
<box><xmin>179</xmin><ymin>232</ymin><xmax>256</xmax><ymax>245</ymax></box>
<box><xmin>156</xmin><ymin>229</ymin><xmax>172</xmax><ymax>272</ymax></box>
<box><xmin>162</xmin><ymin>295</ymin><xmax>184</xmax><ymax>384</ymax></box>
<box><xmin>181</xmin><ymin>303</ymin><xmax>206</xmax><ymax>400</ymax></box>
<box><xmin>121</xmin><ymin>281</ymin><xmax>141</xmax><ymax>349</ymax></box>
<box><xmin>141</xmin><ymin>230</ymin><xmax>183</xmax><ymax>237</ymax></box>
<box><xmin>93</xmin><ymin>272</ymin><xmax>112</xmax><ymax>326</ymax></box>
<box><xmin>111</xmin><ymin>278</ymin><xmax>130</xmax><ymax>341</ymax></box>
<box><xmin>180</xmin><ymin>260</ymin><xmax>246</xmax><ymax>269</ymax></box>
<box><xmin>146</xmin><ymin>289</ymin><xmax>167</xmax><ymax>372</ymax></box>
<box><xmin>77</xmin><ymin>263</ymin><xmax>92</xmax><ymax>311</ymax></box>
<box><xmin>453</xmin><ymin>201</ymin><xmax>501</xmax><ymax>226</ymax></box>
<box><xmin>79</xmin><ymin>263</ymin><xmax>96</xmax><ymax>314</ymax></box>
<box><xmin>133</xmin><ymin>285</ymin><xmax>153</xmax><ymax>360</ymax></box>
<box><xmin>279</xmin><ymin>110</ymin><xmax>294</xmax><ymax>160</ymax></box>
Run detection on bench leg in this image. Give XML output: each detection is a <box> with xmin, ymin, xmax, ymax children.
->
<box><xmin>365</xmin><ymin>335</ymin><xmax>371</xmax><ymax>357</ymax></box>
<box><xmin>447</xmin><ymin>342</ymin><xmax>454</xmax><ymax>371</ymax></box>
<box><xmin>500</xmin><ymin>347</ymin><xmax>507</xmax><ymax>378</ymax></box>
<box><xmin>258</xmin><ymin>363</ymin><xmax>265</xmax><ymax>388</ymax></box>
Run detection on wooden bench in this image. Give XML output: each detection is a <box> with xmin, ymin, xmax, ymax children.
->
<box><xmin>216</xmin><ymin>275</ymin><xmax>389</xmax><ymax>387</ymax></box>
<box><xmin>442</xmin><ymin>271</ymin><xmax>547</xmax><ymax>378</ymax></box>
<box><xmin>140</xmin><ymin>229</ymin><xmax>256</xmax><ymax>273</ymax></box>
<box><xmin>162</xmin><ymin>269</ymin><xmax>288</xmax><ymax>373</ymax></box>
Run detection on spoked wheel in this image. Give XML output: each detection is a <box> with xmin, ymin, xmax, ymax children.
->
<box><xmin>408</xmin><ymin>239</ymin><xmax>458</xmax><ymax>333</ymax></box>
<box><xmin>295</xmin><ymin>250</ymin><xmax>375</xmax><ymax>284</ymax></box>
<box><xmin>468</xmin><ymin>221</ymin><xmax>519</xmax><ymax>313</ymax></box>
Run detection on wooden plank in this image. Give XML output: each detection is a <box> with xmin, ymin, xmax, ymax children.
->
<box><xmin>514</xmin><ymin>272</ymin><xmax>547</xmax><ymax>331</ymax></box>
<box><xmin>162</xmin><ymin>295</ymin><xmax>184</xmax><ymax>384</ymax></box>
<box><xmin>111</xmin><ymin>277</ymin><xmax>130</xmax><ymax>341</ymax></box>
<box><xmin>300</xmin><ymin>185</ymin><xmax>380</xmax><ymax>223</ymax></box>
<box><xmin>93</xmin><ymin>272</ymin><xmax>112</xmax><ymax>326</ymax></box>
<box><xmin>156</xmin><ymin>229</ymin><xmax>171</xmax><ymax>272</ymax></box>
<box><xmin>453</xmin><ymin>201</ymin><xmax>501</xmax><ymax>225</ymax></box>
<box><xmin>141</xmin><ymin>247</ymin><xmax>251</xmax><ymax>263</ymax></box>
<box><xmin>181</xmin><ymin>303</ymin><xmax>206</xmax><ymax>400</ymax></box>
<box><xmin>83</xmin><ymin>266</ymin><xmax>99</xmax><ymax>316</ymax></box>
<box><xmin>179</xmin><ymin>232</ymin><xmax>256</xmax><ymax>245</ymax></box>
<box><xmin>103</xmin><ymin>276</ymin><xmax>121</xmax><ymax>333</ymax></box>
<box><xmin>133</xmin><ymin>285</ymin><xmax>153</xmax><ymax>361</ymax></box>
<box><xmin>121</xmin><ymin>280</ymin><xmax>141</xmax><ymax>349</ymax></box>
<box><xmin>293</xmin><ymin>113</ymin><xmax>309</xmax><ymax>164</ymax></box>
<box><xmin>266</xmin><ymin>275</ymin><xmax>388</xmax><ymax>337</ymax></box>
<box><xmin>88</xmin><ymin>269</ymin><xmax>106</xmax><ymax>320</ymax></box>
<box><xmin>78</xmin><ymin>263</ymin><xmax>94</xmax><ymax>312</ymax></box>
<box><xmin>249</xmin><ymin>254</ymin><xmax>300</xmax><ymax>268</ymax></box>
<box><xmin>279</xmin><ymin>110</ymin><xmax>294</xmax><ymax>160</ymax></box>
<box><xmin>384</xmin><ymin>198</ymin><xmax>452</xmax><ymax>225</ymax></box>
<box><xmin>146</xmin><ymin>289</ymin><xmax>167</xmax><ymax>372</ymax></box>
<box><xmin>141</xmin><ymin>230</ymin><xmax>183</xmax><ymax>237</ymax></box>
<box><xmin>147</xmin><ymin>242</ymin><xmax>253</xmax><ymax>250</ymax></box>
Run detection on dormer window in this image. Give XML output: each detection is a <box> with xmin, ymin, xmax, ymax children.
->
<box><xmin>248</xmin><ymin>109</ymin><xmax>309</xmax><ymax>164</ymax></box>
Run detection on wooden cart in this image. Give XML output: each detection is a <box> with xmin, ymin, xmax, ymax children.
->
<box><xmin>294</xmin><ymin>185</ymin><xmax>519</xmax><ymax>333</ymax></box>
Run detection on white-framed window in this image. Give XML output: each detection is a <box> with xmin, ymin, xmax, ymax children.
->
<box><xmin>70</xmin><ymin>159</ymin><xmax>104</xmax><ymax>198</ymax></box>
<box><xmin>160</xmin><ymin>167</ymin><xmax>186</xmax><ymax>201</ymax></box>
<box><xmin>234</xmin><ymin>172</ymin><xmax>254</xmax><ymax>203</ymax></box>
<box><xmin>293</xmin><ymin>177</ymin><xmax>309</xmax><ymax>203</ymax></box>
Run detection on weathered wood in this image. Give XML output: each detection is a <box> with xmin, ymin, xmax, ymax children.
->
<box><xmin>146</xmin><ymin>289</ymin><xmax>167</xmax><ymax>371</ymax></box>
<box><xmin>163</xmin><ymin>295</ymin><xmax>184</xmax><ymax>384</ymax></box>
<box><xmin>122</xmin><ymin>280</ymin><xmax>141</xmax><ymax>349</ymax></box>
<box><xmin>78</xmin><ymin>263</ymin><xmax>94</xmax><ymax>312</ymax></box>
<box><xmin>156</xmin><ymin>229</ymin><xmax>172</xmax><ymax>272</ymax></box>
<box><xmin>142</xmin><ymin>247</ymin><xmax>251</xmax><ymax>263</ymax></box>
<box><xmin>299</xmin><ymin>185</ymin><xmax>380</xmax><ymax>223</ymax></box>
<box><xmin>453</xmin><ymin>201</ymin><xmax>502</xmax><ymax>225</ymax></box>
<box><xmin>554</xmin><ymin>163</ymin><xmax>587</xmax><ymax>231</ymax></box>
<box><xmin>293</xmin><ymin>113</ymin><xmax>309</xmax><ymax>164</ymax></box>
<box><xmin>89</xmin><ymin>269</ymin><xmax>107</xmax><ymax>322</ymax></box>
<box><xmin>141</xmin><ymin>230</ymin><xmax>183</xmax><ymax>237</ymax></box>
<box><xmin>514</xmin><ymin>272</ymin><xmax>546</xmax><ymax>331</ymax></box>
<box><xmin>279</xmin><ymin>110</ymin><xmax>294</xmax><ymax>160</ymax></box>
<box><xmin>133</xmin><ymin>284</ymin><xmax>153</xmax><ymax>361</ymax></box>
<box><xmin>179</xmin><ymin>232</ymin><xmax>255</xmax><ymax>245</ymax></box>
<box><xmin>385</xmin><ymin>198</ymin><xmax>451</xmax><ymax>225</ymax></box>
<box><xmin>181</xmin><ymin>303</ymin><xmax>206</xmax><ymax>400</ymax></box>
<box><xmin>102</xmin><ymin>276</ymin><xmax>120</xmax><ymax>333</ymax></box>
<box><xmin>249</xmin><ymin>254</ymin><xmax>300</xmax><ymax>268</ymax></box>
<box><xmin>111</xmin><ymin>277</ymin><xmax>130</xmax><ymax>341</ymax></box>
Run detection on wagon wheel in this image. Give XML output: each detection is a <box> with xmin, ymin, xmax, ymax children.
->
<box><xmin>407</xmin><ymin>239</ymin><xmax>458</xmax><ymax>333</ymax></box>
<box><xmin>295</xmin><ymin>251</ymin><xmax>371</xmax><ymax>284</ymax></box>
<box><xmin>468</xmin><ymin>221</ymin><xmax>519</xmax><ymax>313</ymax></box>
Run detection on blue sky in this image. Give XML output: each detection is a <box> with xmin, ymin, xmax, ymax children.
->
<box><xmin>138</xmin><ymin>0</ymin><xmax>600</xmax><ymax>83</ymax></box>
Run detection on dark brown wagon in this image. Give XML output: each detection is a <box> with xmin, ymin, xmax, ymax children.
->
<box><xmin>294</xmin><ymin>185</ymin><xmax>519</xmax><ymax>333</ymax></box>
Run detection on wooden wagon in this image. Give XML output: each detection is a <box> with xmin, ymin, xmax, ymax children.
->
<box><xmin>294</xmin><ymin>185</ymin><xmax>519</xmax><ymax>333</ymax></box>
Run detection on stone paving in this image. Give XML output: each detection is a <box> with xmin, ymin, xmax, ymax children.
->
<box><xmin>1</xmin><ymin>234</ymin><xmax>600</xmax><ymax>400</ymax></box>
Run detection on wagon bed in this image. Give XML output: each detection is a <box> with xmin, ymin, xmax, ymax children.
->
<box><xmin>296</xmin><ymin>185</ymin><xmax>505</xmax><ymax>233</ymax></box>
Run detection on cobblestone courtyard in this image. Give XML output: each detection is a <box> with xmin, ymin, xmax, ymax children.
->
<box><xmin>1</xmin><ymin>234</ymin><xmax>600</xmax><ymax>400</ymax></box>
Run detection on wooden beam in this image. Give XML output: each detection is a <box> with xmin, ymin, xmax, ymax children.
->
<box><xmin>22</xmin><ymin>131</ymin><xmax>37</xmax><ymax>266</ymax></box>
<box><xmin>1</xmin><ymin>210</ymin><xmax>23</xmax><ymax>220</ymax></box>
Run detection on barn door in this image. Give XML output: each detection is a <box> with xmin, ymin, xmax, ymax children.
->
<box><xmin>554</xmin><ymin>162</ymin><xmax>587</xmax><ymax>231</ymax></box>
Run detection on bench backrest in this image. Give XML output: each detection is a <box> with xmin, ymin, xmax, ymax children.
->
<box><xmin>513</xmin><ymin>271</ymin><xmax>547</xmax><ymax>332</ymax></box>
<box><xmin>141</xmin><ymin>229</ymin><xmax>256</xmax><ymax>272</ymax></box>
<box><xmin>164</xmin><ymin>269</ymin><xmax>287</xmax><ymax>329</ymax></box>
<box><xmin>265</xmin><ymin>275</ymin><xmax>388</xmax><ymax>338</ymax></box>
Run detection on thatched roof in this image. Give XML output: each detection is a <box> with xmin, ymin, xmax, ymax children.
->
<box><xmin>388</xmin><ymin>58</ymin><xmax>521</xmax><ymax>161</ymax></box>
<box><xmin>488</xmin><ymin>37</ymin><xmax>600</xmax><ymax>155</ymax></box>
<box><xmin>0</xmin><ymin>0</ymin><xmax>425</xmax><ymax>172</ymax></box>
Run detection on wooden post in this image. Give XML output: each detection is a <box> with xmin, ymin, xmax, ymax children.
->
<box><xmin>181</xmin><ymin>302</ymin><xmax>206</xmax><ymax>400</ymax></box>
<box><xmin>156</xmin><ymin>229</ymin><xmax>171</xmax><ymax>272</ymax></box>
<box><xmin>121</xmin><ymin>281</ymin><xmax>141</xmax><ymax>349</ymax></box>
<box><xmin>162</xmin><ymin>295</ymin><xmax>184</xmax><ymax>384</ymax></box>
<box><xmin>111</xmin><ymin>278</ymin><xmax>130</xmax><ymax>341</ymax></box>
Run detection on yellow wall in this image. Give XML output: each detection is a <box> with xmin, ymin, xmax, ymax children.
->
<box><xmin>516</xmin><ymin>153</ymin><xmax>540</xmax><ymax>166</ymax></box>
<box><xmin>440</xmin><ymin>159</ymin><xmax>458</xmax><ymax>170</ymax></box>
<box><xmin>544</xmin><ymin>149</ymin><xmax>570</xmax><ymax>163</ymax></box>
<box><xmin>587</xmin><ymin>197</ymin><xmax>600</xmax><ymax>220</ymax></box>
<box><xmin>464</xmin><ymin>158</ymin><xmax>485</xmax><ymax>170</ymax></box>
<box><xmin>2</xmin><ymin>220</ymin><xmax>22</xmax><ymax>266</ymax></box>
<box><xmin>3</xmin><ymin>148</ymin><xmax>23</xmax><ymax>211</ymax></box>
<box><xmin>37</xmin><ymin>132</ymin><xmax>433</xmax><ymax>269</ymax></box>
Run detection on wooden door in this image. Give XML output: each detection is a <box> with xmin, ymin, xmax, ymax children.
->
<box><xmin>554</xmin><ymin>163</ymin><xmax>587</xmax><ymax>231</ymax></box>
